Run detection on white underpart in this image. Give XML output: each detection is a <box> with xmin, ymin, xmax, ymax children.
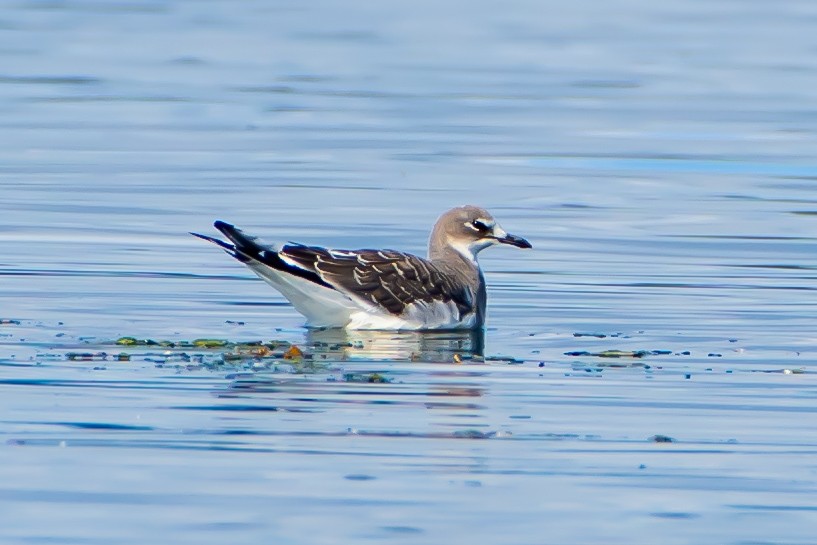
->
<box><xmin>246</xmin><ymin>259</ymin><xmax>476</xmax><ymax>330</ymax></box>
<box><xmin>347</xmin><ymin>299</ymin><xmax>475</xmax><ymax>330</ymax></box>
<box><xmin>245</xmin><ymin>262</ymin><xmax>358</xmax><ymax>328</ymax></box>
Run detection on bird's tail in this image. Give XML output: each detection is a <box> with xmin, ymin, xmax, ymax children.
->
<box><xmin>190</xmin><ymin>221</ymin><xmax>258</xmax><ymax>263</ymax></box>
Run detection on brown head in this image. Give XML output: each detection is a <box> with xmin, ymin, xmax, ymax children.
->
<box><xmin>428</xmin><ymin>205</ymin><xmax>532</xmax><ymax>262</ymax></box>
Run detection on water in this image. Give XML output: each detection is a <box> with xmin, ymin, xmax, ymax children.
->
<box><xmin>2</xmin><ymin>0</ymin><xmax>817</xmax><ymax>543</ymax></box>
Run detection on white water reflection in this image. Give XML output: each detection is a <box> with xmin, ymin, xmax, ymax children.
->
<box><xmin>306</xmin><ymin>327</ymin><xmax>485</xmax><ymax>361</ymax></box>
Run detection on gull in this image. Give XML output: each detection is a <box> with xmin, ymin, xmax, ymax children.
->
<box><xmin>191</xmin><ymin>205</ymin><xmax>531</xmax><ymax>330</ymax></box>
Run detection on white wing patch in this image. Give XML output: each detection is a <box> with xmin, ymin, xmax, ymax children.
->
<box><xmin>328</xmin><ymin>249</ymin><xmax>357</xmax><ymax>258</ymax></box>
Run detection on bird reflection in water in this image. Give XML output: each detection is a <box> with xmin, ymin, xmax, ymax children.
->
<box><xmin>223</xmin><ymin>329</ymin><xmax>487</xmax><ymax>413</ymax></box>
<box><xmin>306</xmin><ymin>327</ymin><xmax>485</xmax><ymax>362</ymax></box>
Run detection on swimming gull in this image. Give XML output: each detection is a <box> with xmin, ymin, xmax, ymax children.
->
<box><xmin>191</xmin><ymin>205</ymin><xmax>531</xmax><ymax>330</ymax></box>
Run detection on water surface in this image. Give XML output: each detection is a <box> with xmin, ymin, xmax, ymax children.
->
<box><xmin>2</xmin><ymin>0</ymin><xmax>817</xmax><ymax>543</ymax></box>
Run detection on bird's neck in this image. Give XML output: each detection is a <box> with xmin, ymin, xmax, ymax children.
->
<box><xmin>429</xmin><ymin>244</ymin><xmax>486</xmax><ymax>320</ymax></box>
<box><xmin>430</xmin><ymin>243</ymin><xmax>475</xmax><ymax>264</ymax></box>
<box><xmin>428</xmin><ymin>242</ymin><xmax>482</xmax><ymax>285</ymax></box>
<box><xmin>429</xmin><ymin>227</ymin><xmax>482</xmax><ymax>263</ymax></box>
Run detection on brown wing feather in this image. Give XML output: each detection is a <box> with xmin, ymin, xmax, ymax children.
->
<box><xmin>279</xmin><ymin>245</ymin><xmax>473</xmax><ymax>317</ymax></box>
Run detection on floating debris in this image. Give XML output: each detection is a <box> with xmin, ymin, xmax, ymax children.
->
<box><xmin>115</xmin><ymin>337</ymin><xmax>292</xmax><ymax>350</ymax></box>
<box><xmin>193</xmin><ymin>339</ymin><xmax>229</xmax><ymax>348</ymax></box>
<box><xmin>565</xmin><ymin>350</ymin><xmax>651</xmax><ymax>358</ymax></box>
<box><xmin>66</xmin><ymin>352</ymin><xmax>107</xmax><ymax>361</ymax></box>
<box><xmin>367</xmin><ymin>372</ymin><xmax>388</xmax><ymax>383</ymax></box>
<box><xmin>452</xmin><ymin>430</ymin><xmax>511</xmax><ymax>439</ymax></box>
<box><xmin>283</xmin><ymin>345</ymin><xmax>304</xmax><ymax>360</ymax></box>
<box><xmin>343</xmin><ymin>372</ymin><xmax>391</xmax><ymax>383</ymax></box>
<box><xmin>650</xmin><ymin>434</ymin><xmax>675</xmax><ymax>443</ymax></box>
<box><xmin>576</xmin><ymin>361</ymin><xmax>650</xmax><ymax>369</ymax></box>
<box><xmin>750</xmin><ymin>368</ymin><xmax>807</xmax><ymax>375</ymax></box>
<box><xmin>573</xmin><ymin>331</ymin><xmax>627</xmax><ymax>338</ymax></box>
<box><xmin>453</xmin><ymin>429</ymin><xmax>491</xmax><ymax>439</ymax></box>
<box><xmin>485</xmin><ymin>355</ymin><xmax>524</xmax><ymax>364</ymax></box>
<box><xmin>77</xmin><ymin>337</ymin><xmax>303</xmax><ymax>369</ymax></box>
<box><xmin>55</xmin><ymin>334</ymin><xmax>504</xmax><ymax>369</ymax></box>
<box><xmin>245</xmin><ymin>345</ymin><xmax>271</xmax><ymax>357</ymax></box>
<box><xmin>116</xmin><ymin>337</ymin><xmax>159</xmax><ymax>346</ymax></box>
<box><xmin>564</xmin><ymin>349</ymin><xmax>673</xmax><ymax>359</ymax></box>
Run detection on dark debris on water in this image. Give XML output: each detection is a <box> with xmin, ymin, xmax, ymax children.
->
<box><xmin>50</xmin><ymin>336</ymin><xmax>497</xmax><ymax>373</ymax></box>
<box><xmin>44</xmin><ymin>337</ymin><xmax>319</xmax><ymax>372</ymax></box>
<box><xmin>564</xmin><ymin>349</ymin><xmax>673</xmax><ymax>358</ymax></box>
<box><xmin>114</xmin><ymin>337</ymin><xmax>294</xmax><ymax>350</ymax></box>
<box><xmin>572</xmin><ymin>332</ymin><xmax>627</xmax><ymax>339</ymax></box>
<box><xmin>343</xmin><ymin>372</ymin><xmax>391</xmax><ymax>384</ymax></box>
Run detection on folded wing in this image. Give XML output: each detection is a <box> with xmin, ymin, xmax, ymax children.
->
<box><xmin>280</xmin><ymin>245</ymin><xmax>473</xmax><ymax>318</ymax></box>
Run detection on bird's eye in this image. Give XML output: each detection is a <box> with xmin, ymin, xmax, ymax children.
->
<box><xmin>471</xmin><ymin>220</ymin><xmax>490</xmax><ymax>231</ymax></box>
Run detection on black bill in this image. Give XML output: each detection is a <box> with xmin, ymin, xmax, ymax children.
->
<box><xmin>496</xmin><ymin>233</ymin><xmax>532</xmax><ymax>249</ymax></box>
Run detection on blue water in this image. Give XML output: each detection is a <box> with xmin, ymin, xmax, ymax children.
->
<box><xmin>2</xmin><ymin>0</ymin><xmax>817</xmax><ymax>543</ymax></box>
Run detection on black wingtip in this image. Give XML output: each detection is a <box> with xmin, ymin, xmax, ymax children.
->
<box><xmin>197</xmin><ymin>221</ymin><xmax>335</xmax><ymax>290</ymax></box>
<box><xmin>213</xmin><ymin>220</ymin><xmax>234</xmax><ymax>235</ymax></box>
<box><xmin>213</xmin><ymin>220</ymin><xmax>252</xmax><ymax>248</ymax></box>
<box><xmin>212</xmin><ymin>220</ymin><xmax>257</xmax><ymax>250</ymax></box>
<box><xmin>190</xmin><ymin>230</ymin><xmax>235</xmax><ymax>252</ymax></box>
